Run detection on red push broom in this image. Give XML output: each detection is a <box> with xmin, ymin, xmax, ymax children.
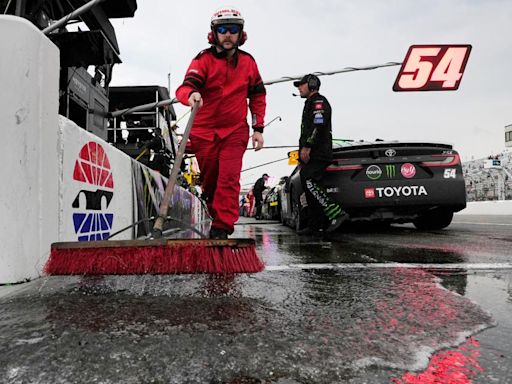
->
<box><xmin>45</xmin><ymin>102</ymin><xmax>264</xmax><ymax>275</ymax></box>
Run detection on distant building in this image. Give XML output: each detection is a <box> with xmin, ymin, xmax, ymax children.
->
<box><xmin>506</xmin><ymin>124</ymin><xmax>512</xmax><ymax>147</ymax></box>
<box><xmin>463</xmin><ymin>151</ymin><xmax>512</xmax><ymax>201</ymax></box>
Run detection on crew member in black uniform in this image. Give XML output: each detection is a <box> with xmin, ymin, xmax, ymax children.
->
<box><xmin>294</xmin><ymin>74</ymin><xmax>348</xmax><ymax>234</ymax></box>
<box><xmin>252</xmin><ymin>173</ymin><xmax>269</xmax><ymax>219</ymax></box>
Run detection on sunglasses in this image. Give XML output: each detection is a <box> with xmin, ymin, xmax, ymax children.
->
<box><xmin>216</xmin><ymin>24</ymin><xmax>241</xmax><ymax>34</ymax></box>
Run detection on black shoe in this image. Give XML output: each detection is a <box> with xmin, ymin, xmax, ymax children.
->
<box><xmin>326</xmin><ymin>212</ymin><xmax>349</xmax><ymax>233</ymax></box>
<box><xmin>209</xmin><ymin>228</ymin><xmax>229</xmax><ymax>240</ymax></box>
<box><xmin>296</xmin><ymin>227</ymin><xmax>312</xmax><ymax>235</ymax></box>
<box><xmin>296</xmin><ymin>227</ymin><xmax>324</xmax><ymax>236</ymax></box>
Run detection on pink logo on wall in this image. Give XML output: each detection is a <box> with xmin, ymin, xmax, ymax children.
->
<box><xmin>401</xmin><ymin>163</ymin><xmax>416</xmax><ymax>178</ymax></box>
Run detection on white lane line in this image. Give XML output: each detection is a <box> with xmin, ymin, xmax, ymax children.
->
<box><xmin>265</xmin><ymin>263</ymin><xmax>512</xmax><ymax>272</ymax></box>
<box><xmin>452</xmin><ymin>221</ymin><xmax>512</xmax><ymax>226</ymax></box>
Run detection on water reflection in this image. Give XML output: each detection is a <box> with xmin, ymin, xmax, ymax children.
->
<box><xmin>242</xmin><ymin>223</ymin><xmax>469</xmax><ymax>267</ymax></box>
<box><xmin>0</xmin><ymin>269</ymin><xmax>494</xmax><ymax>383</ymax></box>
<box><xmin>391</xmin><ymin>337</ymin><xmax>482</xmax><ymax>383</ymax></box>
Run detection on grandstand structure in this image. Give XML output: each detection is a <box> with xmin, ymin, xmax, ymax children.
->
<box><xmin>506</xmin><ymin>124</ymin><xmax>512</xmax><ymax>148</ymax></box>
<box><xmin>463</xmin><ymin>150</ymin><xmax>512</xmax><ymax>201</ymax></box>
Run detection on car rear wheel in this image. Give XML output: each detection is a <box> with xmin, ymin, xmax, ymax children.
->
<box><xmin>413</xmin><ymin>209</ymin><xmax>453</xmax><ymax>230</ymax></box>
<box><xmin>292</xmin><ymin>191</ymin><xmax>308</xmax><ymax>231</ymax></box>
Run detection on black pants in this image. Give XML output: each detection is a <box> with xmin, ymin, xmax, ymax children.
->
<box><xmin>254</xmin><ymin>192</ymin><xmax>263</xmax><ymax>218</ymax></box>
<box><xmin>299</xmin><ymin>160</ymin><xmax>339</xmax><ymax>228</ymax></box>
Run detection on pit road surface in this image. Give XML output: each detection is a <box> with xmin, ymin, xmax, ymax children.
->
<box><xmin>0</xmin><ymin>214</ymin><xmax>511</xmax><ymax>383</ymax></box>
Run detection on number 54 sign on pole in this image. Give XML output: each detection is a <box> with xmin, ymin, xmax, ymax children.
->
<box><xmin>393</xmin><ymin>45</ymin><xmax>471</xmax><ymax>91</ymax></box>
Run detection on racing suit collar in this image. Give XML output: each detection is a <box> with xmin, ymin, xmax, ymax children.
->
<box><xmin>210</xmin><ymin>46</ymin><xmax>239</xmax><ymax>66</ymax></box>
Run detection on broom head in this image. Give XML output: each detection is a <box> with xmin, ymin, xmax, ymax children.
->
<box><xmin>45</xmin><ymin>238</ymin><xmax>264</xmax><ymax>275</ymax></box>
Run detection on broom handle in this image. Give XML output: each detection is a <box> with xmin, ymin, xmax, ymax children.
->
<box><xmin>152</xmin><ymin>102</ymin><xmax>199</xmax><ymax>236</ymax></box>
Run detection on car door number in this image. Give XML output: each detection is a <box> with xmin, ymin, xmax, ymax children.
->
<box><xmin>444</xmin><ymin>169</ymin><xmax>456</xmax><ymax>178</ymax></box>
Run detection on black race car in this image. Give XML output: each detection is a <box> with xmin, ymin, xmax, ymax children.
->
<box><xmin>280</xmin><ymin>140</ymin><xmax>466</xmax><ymax>231</ymax></box>
<box><xmin>261</xmin><ymin>177</ymin><xmax>289</xmax><ymax>221</ymax></box>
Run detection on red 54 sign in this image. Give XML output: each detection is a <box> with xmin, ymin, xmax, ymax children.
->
<box><xmin>393</xmin><ymin>45</ymin><xmax>471</xmax><ymax>91</ymax></box>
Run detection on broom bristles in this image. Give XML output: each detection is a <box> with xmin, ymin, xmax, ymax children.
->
<box><xmin>45</xmin><ymin>243</ymin><xmax>264</xmax><ymax>275</ymax></box>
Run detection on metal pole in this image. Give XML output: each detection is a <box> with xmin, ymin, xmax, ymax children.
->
<box><xmin>113</xmin><ymin>117</ymin><xmax>117</xmax><ymax>143</ymax></box>
<box><xmin>152</xmin><ymin>103</ymin><xmax>199</xmax><ymax>237</ymax></box>
<box><xmin>110</xmin><ymin>98</ymin><xmax>177</xmax><ymax>119</ymax></box>
<box><xmin>263</xmin><ymin>62</ymin><xmax>402</xmax><ymax>86</ymax></box>
<box><xmin>155</xmin><ymin>90</ymin><xmax>159</xmax><ymax>130</ymax></box>
<box><xmin>3</xmin><ymin>0</ymin><xmax>14</xmax><ymax>14</ymax></box>
<box><xmin>241</xmin><ymin>157</ymin><xmax>289</xmax><ymax>173</ymax></box>
<box><xmin>14</xmin><ymin>0</ymin><xmax>24</xmax><ymax>16</ymax></box>
<box><xmin>264</xmin><ymin>116</ymin><xmax>282</xmax><ymax>127</ymax></box>
<box><xmin>43</xmin><ymin>0</ymin><xmax>106</xmax><ymax>35</ymax></box>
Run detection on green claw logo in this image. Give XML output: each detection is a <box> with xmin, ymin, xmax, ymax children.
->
<box><xmin>385</xmin><ymin>164</ymin><xmax>396</xmax><ymax>178</ymax></box>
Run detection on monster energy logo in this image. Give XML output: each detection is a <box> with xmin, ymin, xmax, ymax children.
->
<box><xmin>385</xmin><ymin>164</ymin><xmax>396</xmax><ymax>178</ymax></box>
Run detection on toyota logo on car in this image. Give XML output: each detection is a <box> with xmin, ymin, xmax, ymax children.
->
<box><xmin>385</xmin><ymin>149</ymin><xmax>396</xmax><ymax>157</ymax></box>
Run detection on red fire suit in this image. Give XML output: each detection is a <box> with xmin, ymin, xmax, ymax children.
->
<box><xmin>176</xmin><ymin>47</ymin><xmax>266</xmax><ymax>234</ymax></box>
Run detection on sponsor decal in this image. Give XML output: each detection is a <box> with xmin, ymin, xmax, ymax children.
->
<box><xmin>364</xmin><ymin>188</ymin><xmax>376</xmax><ymax>199</ymax></box>
<box><xmin>401</xmin><ymin>163</ymin><xmax>416</xmax><ymax>178</ymax></box>
<box><xmin>326</xmin><ymin>187</ymin><xmax>339</xmax><ymax>193</ymax></box>
<box><xmin>288</xmin><ymin>150</ymin><xmax>299</xmax><ymax>165</ymax></box>
<box><xmin>385</xmin><ymin>164</ymin><xmax>396</xmax><ymax>178</ymax></box>
<box><xmin>72</xmin><ymin>142</ymin><xmax>114</xmax><ymax>241</ymax></box>
<box><xmin>366</xmin><ymin>165</ymin><xmax>382</xmax><ymax>180</ymax></box>
<box><xmin>314</xmin><ymin>101</ymin><xmax>323</xmax><ymax>110</ymax></box>
<box><xmin>385</xmin><ymin>149</ymin><xmax>396</xmax><ymax>157</ymax></box>
<box><xmin>313</xmin><ymin>115</ymin><xmax>324</xmax><ymax>124</ymax></box>
<box><xmin>213</xmin><ymin>9</ymin><xmax>239</xmax><ymax>17</ymax></box>
<box><xmin>374</xmin><ymin>185</ymin><xmax>428</xmax><ymax>198</ymax></box>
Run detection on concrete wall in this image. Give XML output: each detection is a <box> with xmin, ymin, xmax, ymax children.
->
<box><xmin>0</xmin><ymin>16</ymin><xmax>209</xmax><ymax>284</ymax></box>
<box><xmin>457</xmin><ymin>200</ymin><xmax>512</xmax><ymax>215</ymax></box>
<box><xmin>0</xmin><ymin>16</ymin><xmax>60</xmax><ymax>284</ymax></box>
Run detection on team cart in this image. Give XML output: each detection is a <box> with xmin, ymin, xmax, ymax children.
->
<box><xmin>280</xmin><ymin>140</ymin><xmax>467</xmax><ymax>232</ymax></box>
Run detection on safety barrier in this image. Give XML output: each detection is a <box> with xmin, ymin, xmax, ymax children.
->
<box><xmin>0</xmin><ymin>16</ymin><xmax>208</xmax><ymax>284</ymax></box>
<box><xmin>457</xmin><ymin>200</ymin><xmax>512</xmax><ymax>216</ymax></box>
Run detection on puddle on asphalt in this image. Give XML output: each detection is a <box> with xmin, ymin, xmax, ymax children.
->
<box><xmin>243</xmin><ymin>223</ymin><xmax>512</xmax><ymax>266</ymax></box>
<box><xmin>249</xmin><ymin>228</ymin><xmax>470</xmax><ymax>266</ymax></box>
<box><xmin>0</xmin><ymin>268</ymin><xmax>496</xmax><ymax>384</ymax></box>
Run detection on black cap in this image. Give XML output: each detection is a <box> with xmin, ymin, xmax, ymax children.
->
<box><xmin>293</xmin><ymin>74</ymin><xmax>321</xmax><ymax>89</ymax></box>
<box><xmin>262</xmin><ymin>173</ymin><xmax>269</xmax><ymax>177</ymax></box>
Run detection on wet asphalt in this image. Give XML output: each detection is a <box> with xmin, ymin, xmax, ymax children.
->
<box><xmin>0</xmin><ymin>214</ymin><xmax>511</xmax><ymax>383</ymax></box>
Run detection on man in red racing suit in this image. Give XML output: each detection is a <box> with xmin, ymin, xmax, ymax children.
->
<box><xmin>176</xmin><ymin>7</ymin><xmax>266</xmax><ymax>239</ymax></box>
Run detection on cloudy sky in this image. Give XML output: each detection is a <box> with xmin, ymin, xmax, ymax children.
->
<box><xmin>110</xmin><ymin>0</ymin><xmax>512</xmax><ymax>187</ymax></box>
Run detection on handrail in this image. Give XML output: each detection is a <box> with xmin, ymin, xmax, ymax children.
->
<box><xmin>109</xmin><ymin>98</ymin><xmax>177</xmax><ymax>118</ymax></box>
<box><xmin>43</xmin><ymin>0</ymin><xmax>106</xmax><ymax>35</ymax></box>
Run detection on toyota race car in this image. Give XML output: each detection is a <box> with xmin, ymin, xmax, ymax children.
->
<box><xmin>261</xmin><ymin>177</ymin><xmax>288</xmax><ymax>221</ymax></box>
<box><xmin>280</xmin><ymin>140</ymin><xmax>466</xmax><ymax>231</ymax></box>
